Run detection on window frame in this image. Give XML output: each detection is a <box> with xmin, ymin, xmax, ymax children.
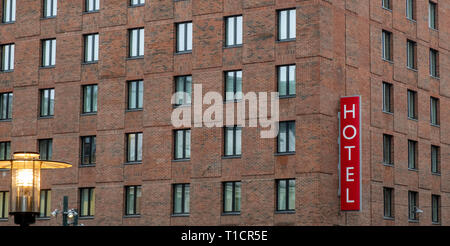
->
<box><xmin>82</xmin><ymin>84</ymin><xmax>98</xmax><ymax>114</ymax></box>
<box><xmin>407</xmin><ymin>89</ymin><xmax>417</xmax><ymax>120</ymax></box>
<box><xmin>277</xmin><ymin>121</ymin><xmax>296</xmax><ymax>154</ymax></box>
<box><xmin>225</xmin><ymin>15</ymin><xmax>243</xmax><ymax>47</ymax></box>
<box><xmin>431</xmin><ymin>145</ymin><xmax>440</xmax><ymax>174</ymax></box>
<box><xmin>277</xmin><ymin>64</ymin><xmax>296</xmax><ymax>98</ymax></box>
<box><xmin>81</xmin><ymin>136</ymin><xmax>96</xmax><ymax>166</ymax></box>
<box><xmin>1</xmin><ymin>43</ymin><xmax>15</xmax><ymax>71</ymax></box>
<box><xmin>0</xmin><ymin>92</ymin><xmax>13</xmax><ymax>120</ymax></box>
<box><xmin>172</xmin><ymin>183</ymin><xmax>190</xmax><ymax>215</ymax></box>
<box><xmin>406</xmin><ymin>0</ymin><xmax>415</xmax><ymax>21</ymax></box>
<box><xmin>431</xmin><ymin>194</ymin><xmax>440</xmax><ymax>224</ymax></box>
<box><xmin>382</xmin><ymin>30</ymin><xmax>392</xmax><ymax>61</ymax></box>
<box><xmin>222</xmin><ymin>181</ymin><xmax>241</xmax><ymax>214</ymax></box>
<box><xmin>0</xmin><ymin>141</ymin><xmax>11</xmax><ymax>161</ymax></box>
<box><xmin>408</xmin><ymin>140</ymin><xmax>417</xmax><ymax>170</ymax></box>
<box><xmin>224</xmin><ymin>126</ymin><xmax>242</xmax><ymax>157</ymax></box>
<box><xmin>382</xmin><ymin>82</ymin><xmax>393</xmax><ymax>113</ymax></box>
<box><xmin>130</xmin><ymin>0</ymin><xmax>145</xmax><ymax>7</ymax></box>
<box><xmin>224</xmin><ymin>70</ymin><xmax>243</xmax><ymax>102</ymax></box>
<box><xmin>2</xmin><ymin>0</ymin><xmax>16</xmax><ymax>23</ymax></box>
<box><xmin>126</xmin><ymin>132</ymin><xmax>143</xmax><ymax>163</ymax></box>
<box><xmin>174</xmin><ymin>129</ymin><xmax>191</xmax><ymax>160</ymax></box>
<box><xmin>85</xmin><ymin>0</ymin><xmax>100</xmax><ymax>12</ymax></box>
<box><xmin>429</xmin><ymin>1</ymin><xmax>437</xmax><ymax>30</ymax></box>
<box><xmin>174</xmin><ymin>75</ymin><xmax>192</xmax><ymax>106</ymax></box>
<box><xmin>429</xmin><ymin>48</ymin><xmax>439</xmax><ymax>78</ymax></box>
<box><xmin>277</xmin><ymin>8</ymin><xmax>296</xmax><ymax>41</ymax></box>
<box><xmin>79</xmin><ymin>187</ymin><xmax>95</xmax><ymax>217</ymax></box>
<box><xmin>128</xmin><ymin>28</ymin><xmax>144</xmax><ymax>58</ymax></box>
<box><xmin>383</xmin><ymin>134</ymin><xmax>393</xmax><ymax>166</ymax></box>
<box><xmin>276</xmin><ymin>179</ymin><xmax>296</xmax><ymax>212</ymax></box>
<box><xmin>41</xmin><ymin>39</ymin><xmax>56</xmax><ymax>67</ymax></box>
<box><xmin>127</xmin><ymin>80</ymin><xmax>144</xmax><ymax>110</ymax></box>
<box><xmin>383</xmin><ymin>187</ymin><xmax>394</xmax><ymax>219</ymax></box>
<box><xmin>38</xmin><ymin>139</ymin><xmax>52</xmax><ymax>161</ymax></box>
<box><xmin>124</xmin><ymin>185</ymin><xmax>142</xmax><ymax>216</ymax></box>
<box><xmin>84</xmin><ymin>33</ymin><xmax>99</xmax><ymax>63</ymax></box>
<box><xmin>0</xmin><ymin>191</ymin><xmax>9</xmax><ymax>219</ymax></box>
<box><xmin>430</xmin><ymin>97</ymin><xmax>439</xmax><ymax>126</ymax></box>
<box><xmin>382</xmin><ymin>0</ymin><xmax>391</xmax><ymax>10</ymax></box>
<box><xmin>39</xmin><ymin>189</ymin><xmax>51</xmax><ymax>218</ymax></box>
<box><xmin>43</xmin><ymin>0</ymin><xmax>57</xmax><ymax>18</ymax></box>
<box><xmin>39</xmin><ymin>88</ymin><xmax>55</xmax><ymax>117</ymax></box>
<box><xmin>176</xmin><ymin>22</ymin><xmax>193</xmax><ymax>53</ymax></box>
<box><xmin>408</xmin><ymin>191</ymin><xmax>418</xmax><ymax>221</ymax></box>
<box><xmin>406</xmin><ymin>40</ymin><xmax>417</xmax><ymax>70</ymax></box>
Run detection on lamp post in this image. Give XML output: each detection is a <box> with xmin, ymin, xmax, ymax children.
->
<box><xmin>0</xmin><ymin>152</ymin><xmax>71</xmax><ymax>226</ymax></box>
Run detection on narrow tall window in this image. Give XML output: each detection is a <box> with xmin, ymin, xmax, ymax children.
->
<box><xmin>225</xmin><ymin>71</ymin><xmax>242</xmax><ymax>101</ymax></box>
<box><xmin>174</xmin><ymin>75</ymin><xmax>192</xmax><ymax>106</ymax></box>
<box><xmin>125</xmin><ymin>186</ymin><xmax>141</xmax><ymax>216</ymax></box>
<box><xmin>39</xmin><ymin>190</ymin><xmax>51</xmax><ymax>218</ymax></box>
<box><xmin>129</xmin><ymin>28</ymin><xmax>144</xmax><ymax>58</ymax></box>
<box><xmin>383</xmin><ymin>134</ymin><xmax>393</xmax><ymax>165</ymax></box>
<box><xmin>225</xmin><ymin>15</ymin><xmax>243</xmax><ymax>47</ymax></box>
<box><xmin>0</xmin><ymin>92</ymin><xmax>12</xmax><ymax>120</ymax></box>
<box><xmin>429</xmin><ymin>2</ymin><xmax>437</xmax><ymax>29</ymax></box>
<box><xmin>276</xmin><ymin>179</ymin><xmax>295</xmax><ymax>212</ymax></box>
<box><xmin>82</xmin><ymin>84</ymin><xmax>98</xmax><ymax>114</ymax></box>
<box><xmin>1</xmin><ymin>43</ymin><xmax>14</xmax><ymax>71</ymax></box>
<box><xmin>0</xmin><ymin>141</ymin><xmax>11</xmax><ymax>160</ymax></box>
<box><xmin>382</xmin><ymin>0</ymin><xmax>391</xmax><ymax>10</ymax></box>
<box><xmin>278</xmin><ymin>65</ymin><xmax>296</xmax><ymax>97</ymax></box>
<box><xmin>406</xmin><ymin>0</ymin><xmax>415</xmax><ymax>20</ymax></box>
<box><xmin>278</xmin><ymin>121</ymin><xmax>295</xmax><ymax>153</ymax></box>
<box><xmin>432</xmin><ymin>195</ymin><xmax>440</xmax><ymax>223</ymax></box>
<box><xmin>429</xmin><ymin>49</ymin><xmax>438</xmax><ymax>77</ymax></box>
<box><xmin>406</xmin><ymin>40</ymin><xmax>416</xmax><ymax>69</ymax></box>
<box><xmin>430</xmin><ymin>97</ymin><xmax>439</xmax><ymax>125</ymax></box>
<box><xmin>382</xmin><ymin>82</ymin><xmax>392</xmax><ymax>113</ymax></box>
<box><xmin>128</xmin><ymin>80</ymin><xmax>143</xmax><ymax>110</ymax></box>
<box><xmin>173</xmin><ymin>184</ymin><xmax>189</xmax><ymax>215</ymax></box>
<box><xmin>85</xmin><ymin>0</ymin><xmax>99</xmax><ymax>12</ymax></box>
<box><xmin>79</xmin><ymin>188</ymin><xmax>95</xmax><ymax>217</ymax></box>
<box><xmin>431</xmin><ymin>145</ymin><xmax>440</xmax><ymax>174</ymax></box>
<box><xmin>408</xmin><ymin>191</ymin><xmax>418</xmax><ymax>221</ymax></box>
<box><xmin>278</xmin><ymin>9</ymin><xmax>296</xmax><ymax>41</ymax></box>
<box><xmin>42</xmin><ymin>39</ymin><xmax>56</xmax><ymax>67</ymax></box>
<box><xmin>223</xmin><ymin>181</ymin><xmax>241</xmax><ymax>213</ymax></box>
<box><xmin>130</xmin><ymin>0</ymin><xmax>144</xmax><ymax>6</ymax></box>
<box><xmin>40</xmin><ymin>88</ymin><xmax>55</xmax><ymax>117</ymax></box>
<box><xmin>2</xmin><ymin>0</ymin><xmax>16</xmax><ymax>23</ymax></box>
<box><xmin>224</xmin><ymin>126</ymin><xmax>242</xmax><ymax>157</ymax></box>
<box><xmin>382</xmin><ymin>30</ymin><xmax>392</xmax><ymax>61</ymax></box>
<box><xmin>38</xmin><ymin>139</ymin><xmax>52</xmax><ymax>160</ymax></box>
<box><xmin>176</xmin><ymin>22</ymin><xmax>192</xmax><ymax>53</ymax></box>
<box><xmin>81</xmin><ymin>136</ymin><xmax>96</xmax><ymax>165</ymax></box>
<box><xmin>84</xmin><ymin>33</ymin><xmax>99</xmax><ymax>63</ymax></box>
<box><xmin>0</xmin><ymin>191</ymin><xmax>9</xmax><ymax>219</ymax></box>
<box><xmin>127</xmin><ymin>133</ymin><xmax>142</xmax><ymax>163</ymax></box>
<box><xmin>43</xmin><ymin>0</ymin><xmax>57</xmax><ymax>18</ymax></box>
<box><xmin>174</xmin><ymin>129</ymin><xmax>190</xmax><ymax>160</ymax></box>
<box><xmin>383</xmin><ymin>187</ymin><xmax>393</xmax><ymax>218</ymax></box>
<box><xmin>407</xmin><ymin>90</ymin><xmax>417</xmax><ymax>120</ymax></box>
<box><xmin>408</xmin><ymin>140</ymin><xmax>417</xmax><ymax>170</ymax></box>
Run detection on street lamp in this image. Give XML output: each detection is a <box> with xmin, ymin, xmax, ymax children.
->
<box><xmin>0</xmin><ymin>152</ymin><xmax>71</xmax><ymax>226</ymax></box>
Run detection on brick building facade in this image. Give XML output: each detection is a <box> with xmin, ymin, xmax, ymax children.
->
<box><xmin>0</xmin><ymin>0</ymin><xmax>449</xmax><ymax>226</ymax></box>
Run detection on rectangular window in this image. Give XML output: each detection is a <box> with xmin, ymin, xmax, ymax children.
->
<box><xmin>383</xmin><ymin>134</ymin><xmax>393</xmax><ymax>165</ymax></box>
<box><xmin>0</xmin><ymin>141</ymin><xmax>11</xmax><ymax>160</ymax></box>
<box><xmin>406</xmin><ymin>0</ymin><xmax>415</xmax><ymax>20</ymax></box>
<box><xmin>223</xmin><ymin>181</ymin><xmax>241</xmax><ymax>213</ymax></box>
<box><xmin>278</xmin><ymin>121</ymin><xmax>295</xmax><ymax>153</ymax></box>
<box><xmin>39</xmin><ymin>190</ymin><xmax>51</xmax><ymax>218</ymax></box>
<box><xmin>382</xmin><ymin>30</ymin><xmax>392</xmax><ymax>61</ymax></box>
<box><xmin>128</xmin><ymin>80</ymin><xmax>143</xmax><ymax>110</ymax></box>
<box><xmin>276</xmin><ymin>179</ymin><xmax>295</xmax><ymax>211</ymax></box>
<box><xmin>382</xmin><ymin>82</ymin><xmax>392</xmax><ymax>113</ymax></box>
<box><xmin>42</xmin><ymin>39</ymin><xmax>56</xmax><ymax>67</ymax></box>
<box><xmin>79</xmin><ymin>188</ymin><xmax>95</xmax><ymax>217</ymax></box>
<box><xmin>382</xmin><ymin>0</ymin><xmax>391</xmax><ymax>10</ymax></box>
<box><xmin>174</xmin><ymin>129</ymin><xmax>190</xmax><ymax>160</ymax></box>
<box><xmin>40</xmin><ymin>88</ymin><xmax>55</xmax><ymax>117</ymax></box>
<box><xmin>429</xmin><ymin>49</ymin><xmax>438</xmax><ymax>77</ymax></box>
<box><xmin>408</xmin><ymin>191</ymin><xmax>418</xmax><ymax>221</ymax></box>
<box><xmin>125</xmin><ymin>186</ymin><xmax>141</xmax><ymax>216</ymax></box>
<box><xmin>224</xmin><ymin>126</ymin><xmax>242</xmax><ymax>157</ymax></box>
<box><xmin>383</xmin><ymin>187</ymin><xmax>393</xmax><ymax>218</ymax></box>
<box><xmin>176</xmin><ymin>22</ymin><xmax>192</xmax><ymax>53</ymax></box>
<box><xmin>2</xmin><ymin>0</ymin><xmax>15</xmax><ymax>23</ymax></box>
<box><xmin>85</xmin><ymin>0</ymin><xmax>99</xmax><ymax>12</ymax></box>
<box><xmin>173</xmin><ymin>184</ymin><xmax>189</xmax><ymax>215</ymax></box>
<box><xmin>407</xmin><ymin>90</ymin><xmax>417</xmax><ymax>119</ymax></box>
<box><xmin>406</xmin><ymin>40</ymin><xmax>416</xmax><ymax>69</ymax></box>
<box><xmin>278</xmin><ymin>65</ymin><xmax>296</xmax><ymax>97</ymax></box>
<box><xmin>81</xmin><ymin>136</ymin><xmax>96</xmax><ymax>165</ymax></box>
<box><xmin>174</xmin><ymin>75</ymin><xmax>192</xmax><ymax>106</ymax></box>
<box><xmin>0</xmin><ymin>92</ymin><xmax>12</xmax><ymax>120</ymax></box>
<box><xmin>129</xmin><ymin>28</ymin><xmax>144</xmax><ymax>58</ymax></box>
<box><xmin>1</xmin><ymin>43</ymin><xmax>14</xmax><ymax>71</ymax></box>
<box><xmin>225</xmin><ymin>15</ymin><xmax>243</xmax><ymax>47</ymax></box>
<box><xmin>84</xmin><ymin>33</ymin><xmax>99</xmax><ymax>63</ymax></box>
<box><xmin>429</xmin><ymin>2</ymin><xmax>437</xmax><ymax>29</ymax></box>
<box><xmin>225</xmin><ymin>71</ymin><xmax>242</xmax><ymax>101</ymax></box>
<box><xmin>130</xmin><ymin>0</ymin><xmax>144</xmax><ymax>6</ymax></box>
<box><xmin>408</xmin><ymin>140</ymin><xmax>417</xmax><ymax>170</ymax></box>
<box><xmin>82</xmin><ymin>84</ymin><xmax>98</xmax><ymax>114</ymax></box>
<box><xmin>430</xmin><ymin>97</ymin><xmax>439</xmax><ymax>125</ymax></box>
<box><xmin>278</xmin><ymin>9</ymin><xmax>296</xmax><ymax>41</ymax></box>
<box><xmin>43</xmin><ymin>0</ymin><xmax>57</xmax><ymax>18</ymax></box>
<box><xmin>431</xmin><ymin>145</ymin><xmax>440</xmax><ymax>174</ymax></box>
<box><xmin>432</xmin><ymin>194</ymin><xmax>440</xmax><ymax>223</ymax></box>
<box><xmin>0</xmin><ymin>191</ymin><xmax>8</xmax><ymax>219</ymax></box>
<box><xmin>127</xmin><ymin>133</ymin><xmax>142</xmax><ymax>163</ymax></box>
<box><xmin>38</xmin><ymin>139</ymin><xmax>52</xmax><ymax>161</ymax></box>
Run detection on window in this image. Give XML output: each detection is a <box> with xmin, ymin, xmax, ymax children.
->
<box><xmin>130</xmin><ymin>0</ymin><xmax>144</xmax><ymax>6</ymax></box>
<box><xmin>408</xmin><ymin>140</ymin><xmax>417</xmax><ymax>170</ymax></box>
<box><xmin>277</xmin><ymin>121</ymin><xmax>295</xmax><ymax>153</ymax></box>
<box><xmin>79</xmin><ymin>188</ymin><xmax>95</xmax><ymax>217</ymax></box>
<box><xmin>39</xmin><ymin>190</ymin><xmax>51</xmax><ymax>218</ymax></box>
<box><xmin>432</xmin><ymin>195</ymin><xmax>440</xmax><ymax>223</ymax></box>
<box><xmin>225</xmin><ymin>71</ymin><xmax>242</xmax><ymax>101</ymax></box>
<box><xmin>176</xmin><ymin>22</ymin><xmax>192</xmax><ymax>53</ymax></box>
<box><xmin>431</xmin><ymin>145</ymin><xmax>440</xmax><ymax>174</ymax></box>
<box><xmin>382</xmin><ymin>82</ymin><xmax>392</xmax><ymax>113</ymax></box>
<box><xmin>82</xmin><ymin>84</ymin><xmax>98</xmax><ymax>114</ymax></box>
<box><xmin>430</xmin><ymin>97</ymin><xmax>439</xmax><ymax>125</ymax></box>
<box><xmin>382</xmin><ymin>30</ymin><xmax>392</xmax><ymax>61</ymax></box>
<box><xmin>383</xmin><ymin>134</ymin><xmax>393</xmax><ymax>165</ymax></box>
<box><xmin>126</xmin><ymin>133</ymin><xmax>142</xmax><ymax>163</ymax></box>
<box><xmin>174</xmin><ymin>129</ymin><xmax>190</xmax><ymax>160</ymax></box>
<box><xmin>383</xmin><ymin>187</ymin><xmax>393</xmax><ymax>218</ymax></box>
<box><xmin>429</xmin><ymin>49</ymin><xmax>438</xmax><ymax>77</ymax></box>
<box><xmin>85</xmin><ymin>0</ymin><xmax>99</xmax><ymax>12</ymax></box>
<box><xmin>278</xmin><ymin>9</ymin><xmax>296</xmax><ymax>41</ymax></box>
<box><xmin>38</xmin><ymin>139</ymin><xmax>52</xmax><ymax>161</ymax></box>
<box><xmin>0</xmin><ymin>141</ymin><xmax>11</xmax><ymax>160</ymax></box>
<box><xmin>276</xmin><ymin>179</ymin><xmax>295</xmax><ymax>212</ymax></box>
<box><xmin>42</xmin><ymin>39</ymin><xmax>56</xmax><ymax>67</ymax></box>
<box><xmin>224</xmin><ymin>126</ymin><xmax>242</xmax><ymax>157</ymax></box>
<box><xmin>382</xmin><ymin>0</ymin><xmax>391</xmax><ymax>10</ymax></box>
<box><xmin>223</xmin><ymin>181</ymin><xmax>241</xmax><ymax>214</ymax></box>
<box><xmin>429</xmin><ymin>2</ymin><xmax>437</xmax><ymax>29</ymax></box>
<box><xmin>1</xmin><ymin>43</ymin><xmax>14</xmax><ymax>71</ymax></box>
<box><xmin>174</xmin><ymin>75</ymin><xmax>192</xmax><ymax>106</ymax></box>
<box><xmin>81</xmin><ymin>136</ymin><xmax>96</xmax><ymax>165</ymax></box>
<box><xmin>406</xmin><ymin>40</ymin><xmax>416</xmax><ymax>69</ymax></box>
<box><xmin>0</xmin><ymin>92</ymin><xmax>12</xmax><ymax>120</ymax></box>
<box><xmin>408</xmin><ymin>191</ymin><xmax>418</xmax><ymax>221</ymax></box>
<box><xmin>0</xmin><ymin>191</ymin><xmax>8</xmax><ymax>219</ymax></box>
<box><xmin>407</xmin><ymin>90</ymin><xmax>417</xmax><ymax>120</ymax></box>
<box><xmin>40</xmin><ymin>88</ymin><xmax>55</xmax><ymax>117</ymax></box>
<box><xmin>84</xmin><ymin>34</ymin><xmax>99</xmax><ymax>63</ymax></box>
<box><xmin>128</xmin><ymin>80</ymin><xmax>143</xmax><ymax>110</ymax></box>
<box><xmin>173</xmin><ymin>184</ymin><xmax>189</xmax><ymax>215</ymax></box>
<box><xmin>125</xmin><ymin>186</ymin><xmax>141</xmax><ymax>216</ymax></box>
<box><xmin>43</xmin><ymin>0</ymin><xmax>57</xmax><ymax>18</ymax></box>
<box><xmin>129</xmin><ymin>28</ymin><xmax>144</xmax><ymax>58</ymax></box>
<box><xmin>2</xmin><ymin>0</ymin><xmax>15</xmax><ymax>23</ymax></box>
<box><xmin>225</xmin><ymin>15</ymin><xmax>243</xmax><ymax>47</ymax></box>
<box><xmin>406</xmin><ymin>0</ymin><xmax>415</xmax><ymax>20</ymax></box>
<box><xmin>278</xmin><ymin>65</ymin><xmax>296</xmax><ymax>97</ymax></box>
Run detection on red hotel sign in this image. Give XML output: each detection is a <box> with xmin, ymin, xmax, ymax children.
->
<box><xmin>340</xmin><ymin>96</ymin><xmax>361</xmax><ymax>211</ymax></box>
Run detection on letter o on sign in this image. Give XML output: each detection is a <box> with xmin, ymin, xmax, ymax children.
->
<box><xmin>342</xmin><ymin>125</ymin><xmax>357</xmax><ymax>140</ymax></box>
